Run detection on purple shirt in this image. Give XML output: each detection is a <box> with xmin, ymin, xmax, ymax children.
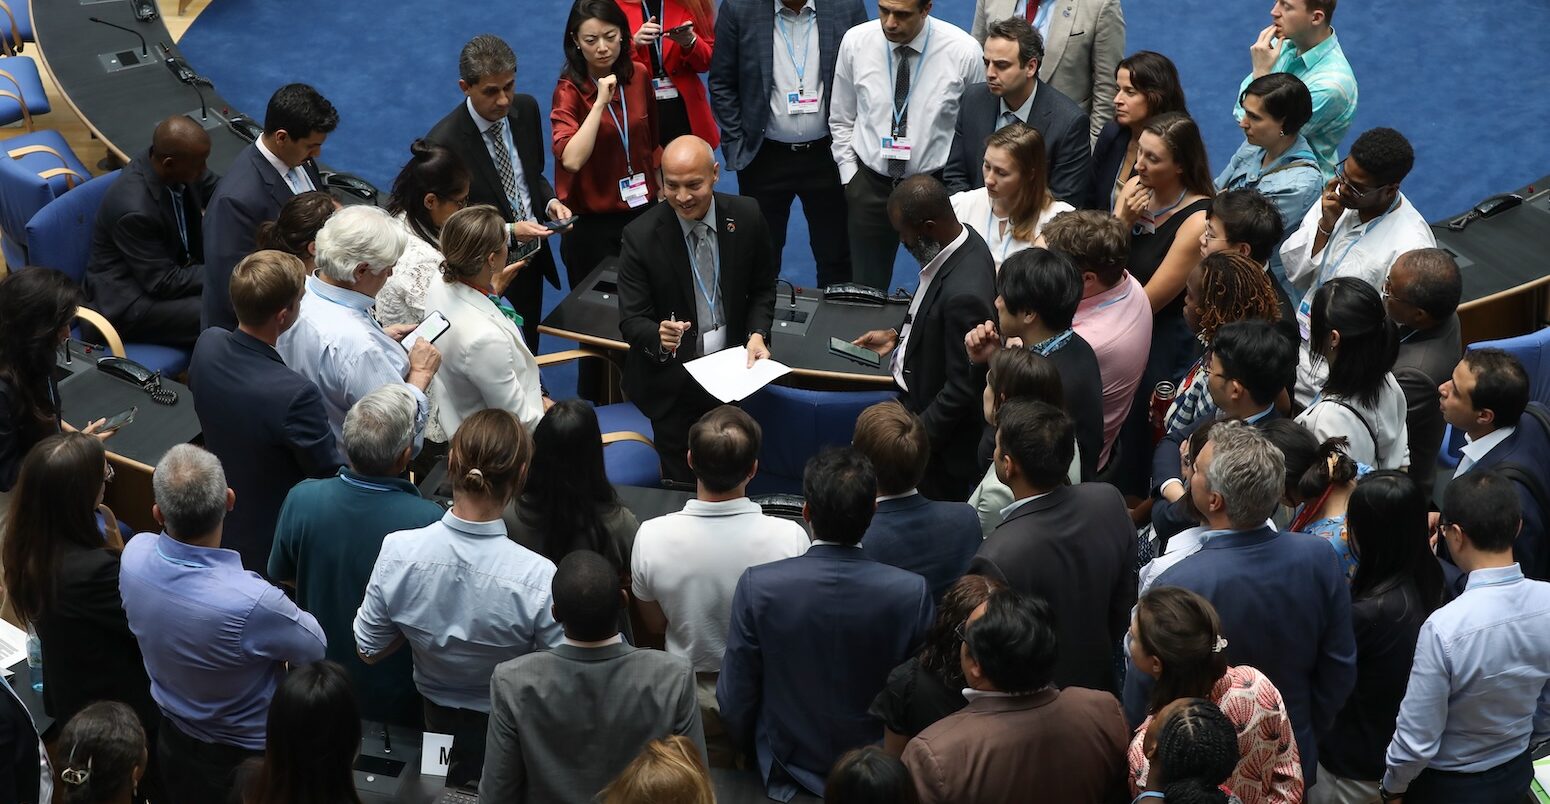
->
<box><xmin>119</xmin><ymin>532</ymin><xmax>326</xmax><ymax>750</ymax></box>
<box><xmin>1073</xmin><ymin>272</ymin><xmax>1154</xmax><ymax>467</ymax></box>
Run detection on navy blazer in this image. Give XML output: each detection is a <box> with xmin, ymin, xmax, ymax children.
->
<box><xmin>200</xmin><ymin>143</ymin><xmax>322</xmax><ymax>331</ymax></box>
<box><xmin>1128</xmin><ymin>526</ymin><xmax>1357</xmax><ymax>783</ymax></box>
<box><xmin>861</xmin><ymin>493</ymin><xmax>981</xmax><ymax>600</ymax></box>
<box><xmin>708</xmin><ymin>0</ymin><xmax>868</xmax><ymax>172</ymax></box>
<box><xmin>189</xmin><ymin>328</ymin><xmax>341</xmax><ymax>575</ymax></box>
<box><xmin>1457</xmin><ymin>405</ymin><xmax>1550</xmax><ymax>581</ymax></box>
<box><xmin>943</xmin><ymin>81</ymin><xmax>1094</xmax><ymax>208</ymax></box>
<box><xmin>1089</xmin><ymin>120</ymin><xmax>1131</xmax><ymax>211</ymax></box>
<box><xmin>718</xmin><ymin>544</ymin><xmax>933</xmax><ymax>800</ymax></box>
<box><xmin>1149</xmin><ymin>408</ymin><xmax>1284</xmax><ymax>540</ymax></box>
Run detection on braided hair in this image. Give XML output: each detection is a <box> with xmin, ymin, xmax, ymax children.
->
<box><xmin>1152</xmin><ymin>698</ymin><xmax>1238</xmax><ymax>804</ymax></box>
<box><xmin>1196</xmin><ymin>252</ymin><xmax>1280</xmax><ymax>341</ymax></box>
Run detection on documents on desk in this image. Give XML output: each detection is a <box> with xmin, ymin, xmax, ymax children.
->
<box><xmin>0</xmin><ymin>619</ymin><xmax>26</xmax><ymax>678</ymax></box>
<box><xmin>684</xmin><ymin>347</ymin><xmax>791</xmax><ymax>402</ymax></box>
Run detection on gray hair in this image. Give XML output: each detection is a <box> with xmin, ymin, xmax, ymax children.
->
<box><xmin>459</xmin><ymin>34</ymin><xmax>516</xmax><ymax>85</ymax></box>
<box><xmin>152</xmin><ymin>444</ymin><xmax>228</xmax><ymax>540</ymax></box>
<box><xmin>343</xmin><ymin>385</ymin><xmax>418</xmax><ymax>476</ymax></box>
<box><xmin>314</xmin><ymin>205</ymin><xmax>407</xmax><ymax>284</ymax></box>
<box><xmin>1203</xmin><ymin>421</ymin><xmax>1285</xmax><ymax>527</ymax></box>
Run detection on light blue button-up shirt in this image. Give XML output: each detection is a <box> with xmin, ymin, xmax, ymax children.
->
<box><xmin>1234</xmin><ymin>30</ymin><xmax>1358</xmax><ymax>179</ymax></box>
<box><xmin>1383</xmin><ymin>564</ymin><xmax>1550</xmax><ymax>793</ymax></box>
<box><xmin>119</xmin><ymin>532</ymin><xmax>327</xmax><ymax>750</ymax></box>
<box><xmin>354</xmin><ymin>510</ymin><xmax>564</xmax><ymax>712</ymax></box>
<box><xmin>1215</xmin><ymin>134</ymin><xmax>1324</xmax><ymax>300</ymax></box>
<box><xmin>277</xmin><ymin>274</ymin><xmax>429</xmax><ymax>453</ymax></box>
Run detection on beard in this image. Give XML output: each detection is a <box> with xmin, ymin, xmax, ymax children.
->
<box><xmin>905</xmin><ymin>235</ymin><xmax>943</xmax><ymax>266</ymax></box>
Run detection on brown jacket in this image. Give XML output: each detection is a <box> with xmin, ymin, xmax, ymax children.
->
<box><xmin>901</xmin><ymin>687</ymin><xmax>1129</xmax><ymax>804</ymax></box>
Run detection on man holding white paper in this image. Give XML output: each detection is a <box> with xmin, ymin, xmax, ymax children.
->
<box><xmin>617</xmin><ymin>135</ymin><xmax>779</xmax><ymax>482</ymax></box>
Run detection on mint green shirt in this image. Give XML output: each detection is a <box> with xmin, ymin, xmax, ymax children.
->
<box><xmin>1235</xmin><ymin>30</ymin><xmax>1358</xmax><ymax>179</ymax></box>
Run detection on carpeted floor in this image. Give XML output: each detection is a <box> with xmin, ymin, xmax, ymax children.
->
<box><xmin>179</xmin><ymin>0</ymin><xmax>1550</xmax><ymax>392</ymax></box>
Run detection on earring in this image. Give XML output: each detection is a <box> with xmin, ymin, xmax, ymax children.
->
<box><xmin>1279</xmin><ymin>129</ymin><xmax>1285</xmax><ymax>137</ymax></box>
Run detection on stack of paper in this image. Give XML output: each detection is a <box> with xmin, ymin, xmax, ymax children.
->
<box><xmin>684</xmin><ymin>347</ymin><xmax>792</xmax><ymax>402</ymax></box>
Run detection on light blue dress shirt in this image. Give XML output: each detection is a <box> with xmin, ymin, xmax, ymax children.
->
<box><xmin>1234</xmin><ymin>31</ymin><xmax>1358</xmax><ymax>179</ymax></box>
<box><xmin>354</xmin><ymin>510</ymin><xmax>564</xmax><ymax>712</ymax></box>
<box><xmin>1383</xmin><ymin>564</ymin><xmax>1550</xmax><ymax>793</ymax></box>
<box><xmin>277</xmin><ymin>274</ymin><xmax>429</xmax><ymax>453</ymax></box>
<box><xmin>1215</xmin><ymin>134</ymin><xmax>1324</xmax><ymax>301</ymax></box>
<box><xmin>766</xmin><ymin>0</ymin><xmax>828</xmax><ymax>144</ymax></box>
<box><xmin>119</xmin><ymin>532</ymin><xmax>327</xmax><ymax>750</ymax></box>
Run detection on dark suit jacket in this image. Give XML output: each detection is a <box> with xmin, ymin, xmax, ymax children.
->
<box><xmin>1149</xmin><ymin>408</ymin><xmax>1284</xmax><ymax>540</ymax></box>
<box><xmin>969</xmin><ymin>483</ymin><xmax>1136</xmax><ymax>694</ymax></box>
<box><xmin>426</xmin><ymin>96</ymin><xmax>560</xmax><ymax>289</ymax></box>
<box><xmin>1051</xmin><ymin>333</ymin><xmax>1105</xmax><ymax>480</ymax></box>
<box><xmin>189</xmin><ymin>328</ymin><xmax>341</xmax><ymax>574</ymax></box>
<box><xmin>718</xmin><ymin>545</ymin><xmax>934</xmax><ymax>800</ymax></box>
<box><xmin>707</xmin><ymin>0</ymin><xmax>867</xmax><ymax>172</ymax></box>
<box><xmin>1136</xmin><ymin>526</ymin><xmax>1357</xmax><ymax>782</ymax></box>
<box><xmin>616</xmin><ymin>193</ymin><xmax>778</xmax><ymax>420</ymax></box>
<box><xmin>943</xmin><ymin>81</ymin><xmax>1094</xmax><ymax>208</ymax></box>
<box><xmin>200</xmin><ymin>143</ymin><xmax>321</xmax><ymax>331</ymax></box>
<box><xmin>1088</xmin><ymin>120</ymin><xmax>1131</xmax><ymax>211</ymax></box>
<box><xmin>1463</xmin><ymin>406</ymin><xmax>1550</xmax><ymax>580</ymax></box>
<box><xmin>898</xmin><ymin>228</ymin><xmax>996</xmax><ymax>500</ymax></box>
<box><xmin>861</xmin><ymin>493</ymin><xmax>981</xmax><ymax>600</ymax></box>
<box><xmin>1393</xmin><ymin>315</ymin><xmax>1461</xmax><ymax>497</ymax></box>
<box><xmin>85</xmin><ymin>149</ymin><xmax>217</xmax><ymax>325</ymax></box>
<box><xmin>901</xmin><ymin>688</ymin><xmax>1129</xmax><ymax>804</ymax></box>
<box><xmin>35</xmin><ymin>544</ymin><xmax>157</xmax><ymax>732</ymax></box>
<box><xmin>0</xmin><ymin>683</ymin><xmax>40</xmax><ymax>804</ymax></box>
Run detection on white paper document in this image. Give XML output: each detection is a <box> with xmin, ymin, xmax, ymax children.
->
<box><xmin>0</xmin><ymin>619</ymin><xmax>27</xmax><ymax>673</ymax></box>
<box><xmin>684</xmin><ymin>346</ymin><xmax>792</xmax><ymax>402</ymax></box>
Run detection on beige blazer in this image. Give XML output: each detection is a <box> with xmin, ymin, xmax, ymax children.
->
<box><xmin>970</xmin><ymin>0</ymin><xmax>1126</xmax><ymax>142</ymax></box>
<box><xmin>424</xmin><ymin>278</ymin><xmax>544</xmax><ymax>436</ymax></box>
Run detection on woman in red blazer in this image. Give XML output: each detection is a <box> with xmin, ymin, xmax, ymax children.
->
<box><xmin>614</xmin><ymin>0</ymin><xmax>719</xmax><ymax>148</ymax></box>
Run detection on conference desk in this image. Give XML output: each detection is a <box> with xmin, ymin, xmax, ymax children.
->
<box><xmin>1434</xmin><ymin>174</ymin><xmax>1550</xmax><ymax>343</ymax></box>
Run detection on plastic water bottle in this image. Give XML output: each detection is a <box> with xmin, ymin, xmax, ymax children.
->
<box><xmin>24</xmin><ymin>624</ymin><xmax>41</xmax><ymax>694</ymax></box>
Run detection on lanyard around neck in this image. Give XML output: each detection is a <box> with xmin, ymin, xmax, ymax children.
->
<box><xmin>596</xmin><ymin>78</ymin><xmax>633</xmax><ymax>174</ymax></box>
<box><xmin>776</xmin><ymin>10</ymin><xmax>815</xmax><ymax>92</ymax></box>
<box><xmin>1315</xmin><ymin>195</ymin><xmax>1400</xmax><ymax>287</ymax></box>
<box><xmin>883</xmin><ymin>20</ymin><xmax>932</xmax><ymax>136</ymax></box>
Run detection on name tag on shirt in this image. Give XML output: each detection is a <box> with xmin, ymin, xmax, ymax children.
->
<box><xmin>619</xmin><ymin>173</ymin><xmax>650</xmax><ymax>208</ymax></box>
<box><xmin>1296</xmin><ymin>296</ymin><xmax>1313</xmax><ymax>342</ymax></box>
<box><xmin>785</xmin><ymin>90</ymin><xmax>820</xmax><ymax>115</ymax></box>
<box><xmin>653</xmin><ymin>76</ymin><xmax>680</xmax><ymax>100</ymax></box>
<box><xmin>880</xmin><ymin>135</ymin><xmax>912</xmax><ymax>161</ymax></box>
<box><xmin>702</xmin><ymin>325</ymin><xmax>728</xmax><ymax>355</ymax></box>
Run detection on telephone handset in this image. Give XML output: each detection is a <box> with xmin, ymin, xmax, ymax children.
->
<box><xmin>97</xmin><ymin>356</ymin><xmax>178</xmax><ymax>405</ymax></box>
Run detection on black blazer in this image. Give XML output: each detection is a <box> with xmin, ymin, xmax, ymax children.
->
<box><xmin>898</xmin><ymin>227</ymin><xmax>996</xmax><ymax>501</ymax></box>
<box><xmin>1393</xmin><ymin>315</ymin><xmax>1461</xmax><ymax>497</ymax></box>
<box><xmin>1089</xmin><ymin>120</ymin><xmax>1132</xmax><ymax>211</ymax></box>
<box><xmin>85</xmin><ymin>149</ymin><xmax>217</xmax><ymax>325</ymax></box>
<box><xmin>943</xmin><ymin>81</ymin><xmax>1094</xmax><ymax>209</ymax></box>
<box><xmin>200</xmin><ymin>143</ymin><xmax>322</xmax><ymax>331</ymax></box>
<box><xmin>426</xmin><ymin>96</ymin><xmax>560</xmax><ymax>289</ymax></box>
<box><xmin>0</xmin><ymin>683</ymin><xmax>40</xmax><ymax>804</ymax></box>
<box><xmin>616</xmin><ymin>193</ymin><xmax>778</xmax><ymax>420</ymax></box>
<box><xmin>188</xmin><ymin>328</ymin><xmax>341</xmax><ymax>575</ymax></box>
<box><xmin>968</xmin><ymin>483</ymin><xmax>1137</xmax><ymax>694</ymax></box>
<box><xmin>36</xmin><ymin>544</ymin><xmax>157</xmax><ymax>730</ymax></box>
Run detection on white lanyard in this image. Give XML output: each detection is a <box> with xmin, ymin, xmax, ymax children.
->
<box><xmin>1315</xmin><ymin>196</ymin><xmax>1399</xmax><ymax>288</ymax></box>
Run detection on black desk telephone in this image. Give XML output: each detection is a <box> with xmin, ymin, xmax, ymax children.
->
<box><xmin>98</xmin><ymin>356</ymin><xmax>178</xmax><ymax>405</ymax></box>
<box><xmin>1448</xmin><ymin>193</ymin><xmax>1523</xmax><ymax>231</ymax></box>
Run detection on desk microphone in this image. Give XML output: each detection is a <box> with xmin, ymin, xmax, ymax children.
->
<box><xmin>381</xmin><ymin>723</ymin><xmax>392</xmax><ymax>754</ymax></box>
<box><xmin>87</xmin><ymin>16</ymin><xmax>148</xmax><ymax>57</ymax></box>
<box><xmin>160</xmin><ymin>43</ymin><xmax>212</xmax><ymax>120</ymax></box>
<box><xmin>774</xmin><ymin>278</ymin><xmax>799</xmax><ymax>308</ymax></box>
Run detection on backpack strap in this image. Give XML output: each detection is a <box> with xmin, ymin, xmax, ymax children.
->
<box><xmin>1260</xmin><ymin>159</ymin><xmax>1320</xmax><ymax>179</ymax></box>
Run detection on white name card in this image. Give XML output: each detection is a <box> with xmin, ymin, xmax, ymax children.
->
<box><xmin>421</xmin><ymin>732</ymin><xmax>455</xmax><ymax>777</ymax></box>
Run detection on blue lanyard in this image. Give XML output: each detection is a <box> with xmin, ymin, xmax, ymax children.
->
<box><xmin>1031</xmin><ymin>328</ymin><xmax>1074</xmax><ymax>356</ymax></box>
<box><xmin>1132</xmin><ymin>793</ymin><xmax>1166</xmax><ymax>803</ymax></box>
<box><xmin>156</xmin><ymin>541</ymin><xmax>210</xmax><ymax>569</ymax></box>
<box><xmin>685</xmin><ymin>227</ymin><xmax>722</xmax><ymax>319</ymax></box>
<box><xmin>1090</xmin><ymin>278</ymin><xmax>1134</xmax><ymax>311</ymax></box>
<box><xmin>883</xmin><ymin>20</ymin><xmax>931</xmax><ymax>136</ymax></box>
<box><xmin>1314</xmin><ymin>196</ymin><xmax>1399</xmax><ymax>288</ymax></box>
<box><xmin>339</xmin><ymin>473</ymin><xmax>397</xmax><ymax>493</ymax></box>
<box><xmin>776</xmin><ymin>10</ymin><xmax>814</xmax><ymax>92</ymax></box>
<box><xmin>597</xmin><ymin>79</ymin><xmax>634</xmax><ymax>175</ymax></box>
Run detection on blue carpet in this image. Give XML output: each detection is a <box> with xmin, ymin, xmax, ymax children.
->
<box><xmin>180</xmin><ymin>0</ymin><xmax>1550</xmax><ymax>395</ymax></box>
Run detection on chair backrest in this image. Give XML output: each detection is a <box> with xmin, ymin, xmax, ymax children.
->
<box><xmin>1468</xmin><ymin>326</ymin><xmax>1550</xmax><ymax>407</ymax></box>
<box><xmin>0</xmin><ymin>150</ymin><xmax>55</xmax><ymax>262</ymax></box>
<box><xmin>24</xmin><ymin>169</ymin><xmax>119</xmax><ymax>282</ymax></box>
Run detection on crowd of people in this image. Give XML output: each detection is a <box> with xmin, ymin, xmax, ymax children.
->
<box><xmin>0</xmin><ymin>0</ymin><xmax>1548</xmax><ymax>802</ymax></box>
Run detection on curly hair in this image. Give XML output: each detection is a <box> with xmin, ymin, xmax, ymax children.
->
<box><xmin>1152</xmin><ymin>698</ymin><xmax>1238</xmax><ymax>804</ymax></box>
<box><xmin>1196</xmin><ymin>252</ymin><xmax>1280</xmax><ymax>341</ymax></box>
<box><xmin>1348</xmin><ymin>127</ymin><xmax>1415</xmax><ymax>186</ymax></box>
<box><xmin>918</xmin><ymin>574</ymin><xmax>1003</xmax><ymax>687</ymax></box>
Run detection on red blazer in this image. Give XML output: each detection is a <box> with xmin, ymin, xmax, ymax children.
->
<box><xmin>615</xmin><ymin>0</ymin><xmax>720</xmax><ymax>148</ymax></box>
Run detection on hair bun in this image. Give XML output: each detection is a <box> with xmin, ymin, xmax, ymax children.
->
<box><xmin>409</xmin><ymin>138</ymin><xmax>434</xmax><ymax>159</ymax></box>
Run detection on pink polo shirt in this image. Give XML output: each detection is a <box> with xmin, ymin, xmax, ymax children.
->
<box><xmin>1072</xmin><ymin>272</ymin><xmax>1154</xmax><ymax>467</ymax></box>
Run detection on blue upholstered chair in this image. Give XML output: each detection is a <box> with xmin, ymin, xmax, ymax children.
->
<box><xmin>0</xmin><ymin>0</ymin><xmax>32</xmax><ymax>55</ymax></box>
<box><xmin>741</xmin><ymin>385</ymin><xmax>900</xmax><ymax>494</ymax></box>
<box><xmin>0</xmin><ymin>129</ymin><xmax>89</xmax><ymax>267</ymax></box>
<box><xmin>533</xmin><ymin>348</ymin><xmax>661</xmax><ymax>488</ymax></box>
<box><xmin>1439</xmin><ymin>326</ymin><xmax>1550</xmax><ymax>469</ymax></box>
<box><xmin>0</xmin><ymin>55</ymin><xmax>49</xmax><ymax>127</ymax></box>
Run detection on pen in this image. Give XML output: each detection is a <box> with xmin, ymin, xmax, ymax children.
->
<box><xmin>670</xmin><ymin>312</ymin><xmax>679</xmax><ymax>356</ymax></box>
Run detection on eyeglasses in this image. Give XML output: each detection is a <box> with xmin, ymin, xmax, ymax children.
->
<box><xmin>1334</xmin><ymin>163</ymin><xmax>1385</xmax><ymax>201</ymax></box>
<box><xmin>1202</xmin><ymin>228</ymin><xmax>1224</xmax><ymax>244</ymax></box>
<box><xmin>954</xmin><ymin>621</ymin><xmax>969</xmax><ymax>644</ymax></box>
<box><xmin>438</xmin><ymin>193</ymin><xmax>470</xmax><ymax>209</ymax></box>
<box><xmin>103</xmin><ymin>462</ymin><xmax>115</xmax><ymax>484</ymax></box>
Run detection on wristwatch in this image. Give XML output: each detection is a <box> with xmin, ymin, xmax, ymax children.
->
<box><xmin>1378</xmin><ymin>785</ymin><xmax>1402</xmax><ymax>802</ymax></box>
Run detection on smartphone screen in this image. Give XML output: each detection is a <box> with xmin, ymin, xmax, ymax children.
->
<box><xmin>98</xmin><ymin>406</ymin><xmax>137</xmax><ymax>433</ymax></box>
<box><xmin>669</xmin><ymin>21</ymin><xmax>693</xmax><ymax>33</ymax></box>
<box><xmin>543</xmin><ymin>215</ymin><xmax>578</xmax><ymax>231</ymax></box>
<box><xmin>512</xmin><ymin>237</ymin><xmax>543</xmax><ymax>262</ymax></box>
<box><xmin>829</xmin><ymin>336</ymin><xmax>882</xmax><ymax>368</ymax></box>
<box><xmin>403</xmin><ymin>311</ymin><xmax>451</xmax><ymax>351</ymax></box>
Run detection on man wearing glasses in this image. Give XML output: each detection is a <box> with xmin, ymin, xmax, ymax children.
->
<box><xmin>1279</xmin><ymin>126</ymin><xmax>1435</xmax><ymax>406</ymax></box>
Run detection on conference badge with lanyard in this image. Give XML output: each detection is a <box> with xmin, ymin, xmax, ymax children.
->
<box><xmin>778</xmin><ymin>10</ymin><xmax>819</xmax><ymax>114</ymax></box>
<box><xmin>880</xmin><ymin>21</ymin><xmax>930</xmax><ymax>162</ymax></box>
<box><xmin>1296</xmin><ymin>197</ymin><xmax>1400</xmax><ymax>341</ymax></box>
<box><xmin>644</xmin><ymin>0</ymin><xmax>680</xmax><ymax>100</ymax></box>
<box><xmin>600</xmin><ymin>78</ymin><xmax>650</xmax><ymax>209</ymax></box>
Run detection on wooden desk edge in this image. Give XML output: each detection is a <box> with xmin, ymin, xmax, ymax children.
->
<box><xmin>1457</xmin><ymin>274</ymin><xmax>1550</xmax><ymax>311</ymax></box>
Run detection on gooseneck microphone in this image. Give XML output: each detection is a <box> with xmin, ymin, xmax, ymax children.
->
<box><xmin>87</xmin><ymin>16</ymin><xmax>148</xmax><ymax>56</ymax></box>
<box><xmin>159</xmin><ymin>43</ymin><xmax>212</xmax><ymax>120</ymax></box>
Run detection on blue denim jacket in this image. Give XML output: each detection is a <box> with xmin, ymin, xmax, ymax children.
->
<box><xmin>1215</xmin><ymin>135</ymin><xmax>1324</xmax><ymax>301</ymax></box>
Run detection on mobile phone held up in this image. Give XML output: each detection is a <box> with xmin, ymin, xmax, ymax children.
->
<box><xmin>403</xmin><ymin>311</ymin><xmax>451</xmax><ymax>351</ymax></box>
<box><xmin>98</xmin><ymin>405</ymin><xmax>137</xmax><ymax>433</ymax></box>
<box><xmin>829</xmin><ymin>336</ymin><xmax>882</xmax><ymax>368</ymax></box>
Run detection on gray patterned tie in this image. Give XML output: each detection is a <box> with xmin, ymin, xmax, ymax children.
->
<box><xmin>485</xmin><ymin>119</ymin><xmax>529</xmax><ymax>221</ymax></box>
<box><xmin>889</xmin><ymin>45</ymin><xmax>913</xmax><ymax>179</ymax></box>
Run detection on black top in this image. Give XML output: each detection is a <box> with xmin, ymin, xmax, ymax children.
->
<box><xmin>1128</xmin><ymin>198</ymin><xmax>1213</xmax><ymax>321</ymax></box>
<box><xmin>1318</xmin><ymin>578</ymin><xmax>1434</xmax><ymax>781</ymax></box>
<box><xmin>976</xmin><ymin>333</ymin><xmax>1105</xmax><ymax>481</ymax></box>
<box><xmin>868</xmin><ymin>657</ymin><xmax>965</xmax><ymax>738</ymax></box>
<box><xmin>0</xmin><ymin>376</ymin><xmax>59</xmax><ymax>493</ymax></box>
<box><xmin>0</xmin><ymin>683</ymin><xmax>40</xmax><ymax>804</ymax></box>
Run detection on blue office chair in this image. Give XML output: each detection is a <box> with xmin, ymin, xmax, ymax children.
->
<box><xmin>533</xmin><ymin>348</ymin><xmax>661</xmax><ymax>487</ymax></box>
<box><xmin>1439</xmin><ymin>326</ymin><xmax>1550</xmax><ymax>468</ymax></box>
<box><xmin>0</xmin><ymin>55</ymin><xmax>49</xmax><ymax>128</ymax></box>
<box><xmin>0</xmin><ymin>129</ymin><xmax>89</xmax><ymax>267</ymax></box>
<box><xmin>0</xmin><ymin>0</ymin><xmax>32</xmax><ymax>55</ymax></box>
<box><xmin>741</xmin><ymin>385</ymin><xmax>900</xmax><ymax>493</ymax></box>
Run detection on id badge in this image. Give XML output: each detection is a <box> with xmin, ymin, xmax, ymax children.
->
<box><xmin>785</xmin><ymin>90</ymin><xmax>820</xmax><ymax>115</ymax></box>
<box><xmin>619</xmin><ymin>173</ymin><xmax>649</xmax><ymax>208</ymax></box>
<box><xmin>880</xmin><ymin>135</ymin><xmax>912</xmax><ymax>161</ymax></box>
<box><xmin>1296</xmin><ymin>296</ymin><xmax>1313</xmax><ymax>342</ymax></box>
<box><xmin>652</xmin><ymin>76</ymin><xmax>680</xmax><ymax>100</ymax></box>
<box><xmin>702</xmin><ymin>325</ymin><xmax>728</xmax><ymax>354</ymax></box>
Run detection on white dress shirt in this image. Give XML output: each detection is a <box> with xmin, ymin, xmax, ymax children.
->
<box><xmin>277</xmin><ymin>274</ymin><xmax>430</xmax><ymax>452</ymax></box>
<box><xmin>467</xmin><ymin>98</ymin><xmax>532</xmax><ymax>220</ymax></box>
<box><xmin>255</xmin><ymin>136</ymin><xmax>315</xmax><ymax>193</ymax></box>
<box><xmin>829</xmin><ymin>17</ymin><xmax>984</xmax><ymax>182</ymax></box>
<box><xmin>950</xmin><ymin>188</ymin><xmax>1073</xmax><ymax>269</ymax></box>
<box><xmin>767</xmin><ymin>0</ymin><xmax>829</xmax><ymax>144</ymax></box>
<box><xmin>1455</xmin><ymin>426</ymin><xmax>1516</xmax><ymax>478</ymax></box>
<box><xmin>424</xmin><ymin>278</ymin><xmax>545</xmax><ymax>435</ymax></box>
<box><xmin>892</xmin><ymin>225</ymin><xmax>969</xmax><ymax>390</ymax></box>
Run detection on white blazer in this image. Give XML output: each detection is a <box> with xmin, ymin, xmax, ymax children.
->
<box><xmin>424</xmin><ymin>278</ymin><xmax>544</xmax><ymax>436</ymax></box>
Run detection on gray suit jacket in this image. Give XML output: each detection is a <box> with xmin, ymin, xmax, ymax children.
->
<box><xmin>479</xmin><ymin>642</ymin><xmax>705</xmax><ymax>804</ymax></box>
<box><xmin>1393</xmin><ymin>315</ymin><xmax>1462</xmax><ymax>497</ymax></box>
<box><xmin>943</xmin><ymin>80</ymin><xmax>1094</xmax><ymax>208</ymax></box>
<box><xmin>709</xmin><ymin>0</ymin><xmax>869</xmax><ymax>171</ymax></box>
<box><xmin>970</xmin><ymin>0</ymin><xmax>1125</xmax><ymax>143</ymax></box>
